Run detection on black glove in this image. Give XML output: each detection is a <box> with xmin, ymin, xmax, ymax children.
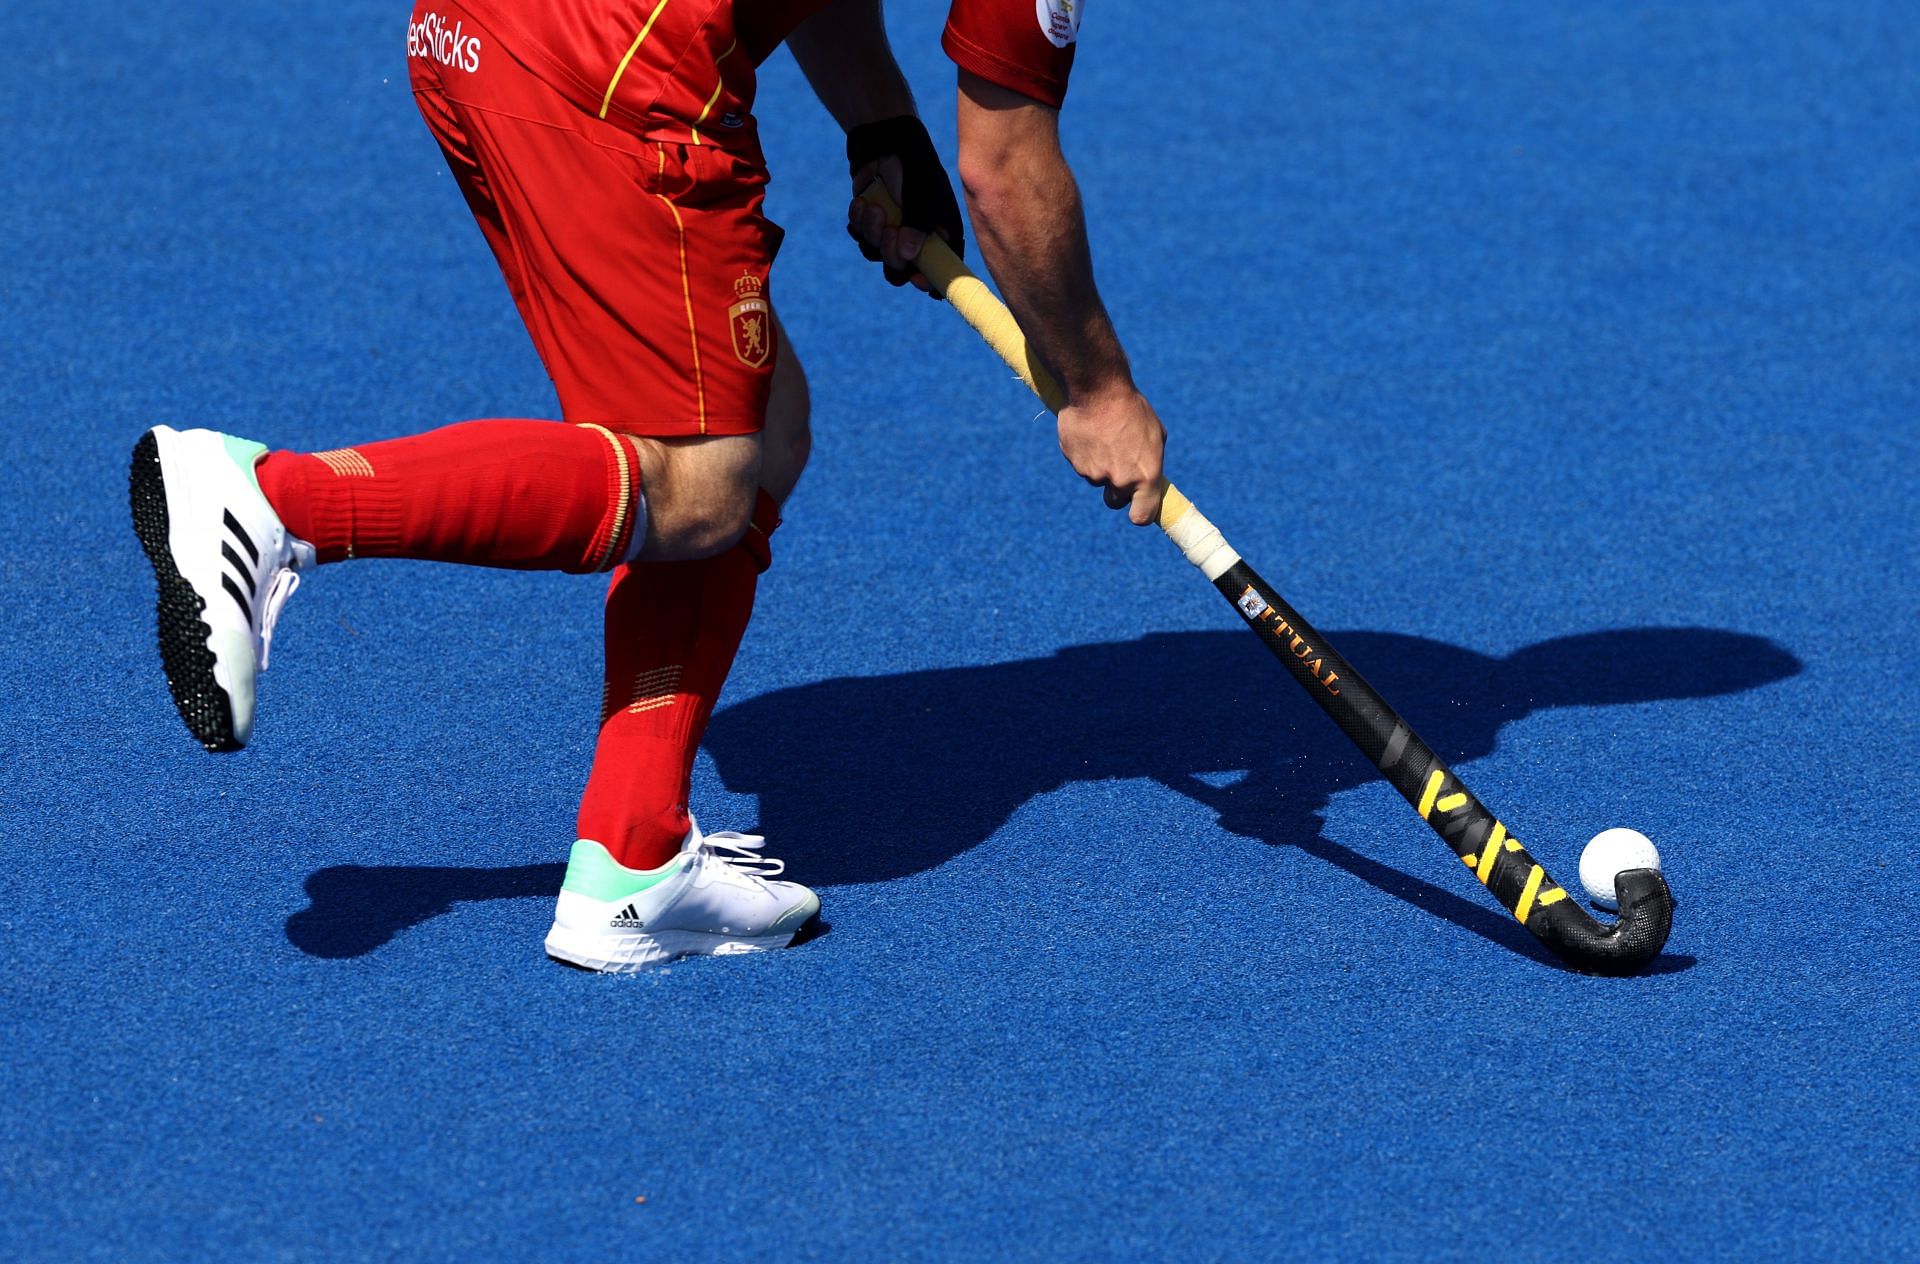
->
<box><xmin>846</xmin><ymin>115</ymin><xmax>965</xmax><ymax>290</ymax></box>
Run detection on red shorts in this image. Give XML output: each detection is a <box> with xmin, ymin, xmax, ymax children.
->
<box><xmin>409</xmin><ymin>1</ymin><xmax>783</xmax><ymax>436</ymax></box>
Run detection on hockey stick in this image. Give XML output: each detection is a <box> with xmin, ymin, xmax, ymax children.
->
<box><xmin>865</xmin><ymin>187</ymin><xmax>1674</xmax><ymax>975</ymax></box>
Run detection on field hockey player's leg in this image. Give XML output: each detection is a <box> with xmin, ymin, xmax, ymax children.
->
<box><xmin>131</xmin><ymin>418</ymin><xmax>657</xmax><ymax>751</ymax></box>
<box><xmin>547</xmin><ymin>339</ymin><xmax>816</xmax><ymax>973</ymax></box>
<box><xmin>547</xmin><ymin>491</ymin><xmax>818</xmax><ymax>972</ymax></box>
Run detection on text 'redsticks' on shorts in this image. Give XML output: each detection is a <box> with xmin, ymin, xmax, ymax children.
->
<box><xmin>409</xmin><ymin>1</ymin><xmax>784</xmax><ymax>436</ymax></box>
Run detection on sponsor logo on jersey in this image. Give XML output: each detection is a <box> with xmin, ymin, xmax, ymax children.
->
<box><xmin>728</xmin><ymin>273</ymin><xmax>773</xmax><ymax>368</ymax></box>
<box><xmin>408</xmin><ymin>12</ymin><xmax>482</xmax><ymax>73</ymax></box>
<box><xmin>1035</xmin><ymin>0</ymin><xmax>1082</xmax><ymax>49</ymax></box>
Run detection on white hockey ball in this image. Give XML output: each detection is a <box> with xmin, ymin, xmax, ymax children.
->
<box><xmin>1579</xmin><ymin>828</ymin><xmax>1662</xmax><ymax>911</ymax></box>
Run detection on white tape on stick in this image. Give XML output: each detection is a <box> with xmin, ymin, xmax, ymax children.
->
<box><xmin>1159</xmin><ymin>487</ymin><xmax>1241</xmax><ymax>580</ymax></box>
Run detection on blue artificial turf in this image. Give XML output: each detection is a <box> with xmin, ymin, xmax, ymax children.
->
<box><xmin>3</xmin><ymin>1</ymin><xmax>1917</xmax><ymax>1259</ymax></box>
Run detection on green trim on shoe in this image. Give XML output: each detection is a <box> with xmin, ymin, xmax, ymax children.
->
<box><xmin>220</xmin><ymin>433</ymin><xmax>269</xmax><ymax>488</ymax></box>
<box><xmin>559</xmin><ymin>838</ymin><xmax>682</xmax><ymax>901</ymax></box>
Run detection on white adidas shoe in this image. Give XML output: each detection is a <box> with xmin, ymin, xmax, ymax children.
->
<box><xmin>129</xmin><ymin>425</ymin><xmax>315</xmax><ymax>751</ymax></box>
<box><xmin>544</xmin><ymin>820</ymin><xmax>820</xmax><ymax>972</ymax></box>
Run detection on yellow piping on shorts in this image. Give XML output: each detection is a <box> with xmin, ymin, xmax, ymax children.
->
<box><xmin>654</xmin><ymin>143</ymin><xmax>707</xmax><ymax>432</ymax></box>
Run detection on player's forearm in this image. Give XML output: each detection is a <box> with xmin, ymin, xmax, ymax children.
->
<box><xmin>787</xmin><ymin>0</ymin><xmax>917</xmax><ymax>131</ymax></box>
<box><xmin>967</xmin><ymin>158</ymin><xmax>1132</xmax><ymax>404</ymax></box>
<box><xmin>957</xmin><ymin>84</ymin><xmax>1132</xmax><ymax>404</ymax></box>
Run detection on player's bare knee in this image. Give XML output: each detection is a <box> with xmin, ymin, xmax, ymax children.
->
<box><xmin>633</xmin><ymin>433</ymin><xmax>760</xmax><ymax>561</ymax></box>
<box><xmin>691</xmin><ymin>482</ymin><xmax>757</xmax><ymax>557</ymax></box>
<box><xmin>659</xmin><ymin>471</ymin><xmax>755</xmax><ymax>558</ymax></box>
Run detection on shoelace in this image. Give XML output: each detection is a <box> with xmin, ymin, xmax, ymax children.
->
<box><xmin>257</xmin><ymin>568</ymin><xmax>302</xmax><ymax>671</ymax></box>
<box><xmin>697</xmin><ymin>830</ymin><xmax>787</xmax><ymax>880</ymax></box>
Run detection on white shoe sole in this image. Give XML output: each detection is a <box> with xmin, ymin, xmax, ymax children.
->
<box><xmin>543</xmin><ymin>923</ymin><xmax>800</xmax><ymax>973</ymax></box>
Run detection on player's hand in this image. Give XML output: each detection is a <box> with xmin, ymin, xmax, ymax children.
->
<box><xmin>845</xmin><ymin>115</ymin><xmax>964</xmax><ymax>297</ymax></box>
<box><xmin>1057</xmin><ymin>386</ymin><xmax>1167</xmax><ymax>525</ymax></box>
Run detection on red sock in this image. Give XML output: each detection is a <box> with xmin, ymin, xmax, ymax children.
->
<box><xmin>255</xmin><ymin>419</ymin><xmax>642</xmax><ymax>572</ymax></box>
<box><xmin>577</xmin><ymin>492</ymin><xmax>780</xmax><ymax>869</ymax></box>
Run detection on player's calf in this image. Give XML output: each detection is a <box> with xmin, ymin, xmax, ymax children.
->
<box><xmin>256</xmin><ymin>420</ymin><xmax>646</xmax><ymax>572</ymax></box>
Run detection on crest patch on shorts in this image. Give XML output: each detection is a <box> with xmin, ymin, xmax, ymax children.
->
<box><xmin>728</xmin><ymin>273</ymin><xmax>773</xmax><ymax>369</ymax></box>
<box><xmin>1035</xmin><ymin>0</ymin><xmax>1081</xmax><ymax>49</ymax></box>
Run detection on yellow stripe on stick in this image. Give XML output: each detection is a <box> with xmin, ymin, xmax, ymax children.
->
<box><xmin>1417</xmin><ymin>769</ymin><xmax>1446</xmax><ymax>820</ymax></box>
<box><xmin>601</xmin><ymin>0</ymin><xmax>673</xmax><ymax>119</ymax></box>
<box><xmin>1436</xmin><ymin>792</ymin><xmax>1467</xmax><ymax>813</ymax></box>
<box><xmin>1536</xmin><ymin>888</ymin><xmax>1568</xmax><ymax>908</ymax></box>
<box><xmin>1514</xmin><ymin>865</ymin><xmax>1546</xmax><ymax>924</ymax></box>
<box><xmin>1476</xmin><ymin>823</ymin><xmax>1506</xmax><ymax>883</ymax></box>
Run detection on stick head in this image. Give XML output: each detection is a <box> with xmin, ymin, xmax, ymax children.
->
<box><xmin>1536</xmin><ymin>867</ymin><xmax>1674</xmax><ymax>976</ymax></box>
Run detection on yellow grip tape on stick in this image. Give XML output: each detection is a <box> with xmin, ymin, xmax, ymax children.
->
<box><xmin>857</xmin><ymin>183</ymin><xmax>1215</xmax><ymax>549</ymax></box>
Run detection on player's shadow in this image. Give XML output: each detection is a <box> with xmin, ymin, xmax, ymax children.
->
<box><xmin>286</xmin><ymin>626</ymin><xmax>1796</xmax><ymax>964</ymax></box>
<box><xmin>287</xmin><ymin>862</ymin><xmax>565</xmax><ymax>959</ymax></box>
<box><xmin>703</xmin><ymin>626</ymin><xmax>1797</xmax><ymax>969</ymax></box>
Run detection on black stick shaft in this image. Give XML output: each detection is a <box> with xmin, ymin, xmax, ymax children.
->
<box><xmin>1214</xmin><ymin>558</ymin><xmax>1672</xmax><ymax>975</ymax></box>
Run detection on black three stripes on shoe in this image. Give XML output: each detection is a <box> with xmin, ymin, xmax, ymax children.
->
<box><xmin>610</xmin><ymin>904</ymin><xmax>646</xmax><ymax>929</ymax></box>
<box><xmin>221</xmin><ymin>510</ymin><xmax>259</xmax><ymax>623</ymax></box>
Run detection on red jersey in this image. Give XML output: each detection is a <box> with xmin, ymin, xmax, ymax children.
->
<box><xmin>448</xmin><ymin>0</ymin><xmax>830</xmax><ymax>151</ymax></box>
<box><xmin>943</xmin><ymin>0</ymin><xmax>1081</xmax><ymax>108</ymax></box>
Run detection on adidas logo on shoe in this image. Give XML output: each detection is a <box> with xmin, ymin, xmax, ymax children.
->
<box><xmin>219</xmin><ymin>509</ymin><xmax>263</xmax><ymax>624</ymax></box>
<box><xmin>609</xmin><ymin>903</ymin><xmax>646</xmax><ymax>930</ymax></box>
